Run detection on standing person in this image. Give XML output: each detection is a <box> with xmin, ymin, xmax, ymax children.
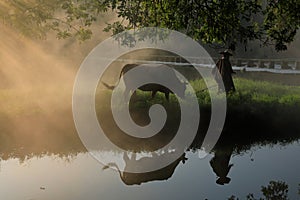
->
<box><xmin>214</xmin><ymin>49</ymin><xmax>236</xmax><ymax>93</ymax></box>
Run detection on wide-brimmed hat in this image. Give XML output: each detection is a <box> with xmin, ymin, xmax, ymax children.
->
<box><xmin>219</xmin><ymin>49</ymin><xmax>233</xmax><ymax>56</ymax></box>
<box><xmin>216</xmin><ymin>177</ymin><xmax>231</xmax><ymax>185</ymax></box>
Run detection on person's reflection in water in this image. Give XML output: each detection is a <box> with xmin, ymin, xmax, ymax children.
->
<box><xmin>103</xmin><ymin>152</ymin><xmax>187</xmax><ymax>185</ymax></box>
<box><xmin>210</xmin><ymin>147</ymin><xmax>233</xmax><ymax>185</ymax></box>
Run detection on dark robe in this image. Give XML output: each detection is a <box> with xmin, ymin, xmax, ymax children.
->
<box><xmin>214</xmin><ymin>56</ymin><xmax>235</xmax><ymax>93</ymax></box>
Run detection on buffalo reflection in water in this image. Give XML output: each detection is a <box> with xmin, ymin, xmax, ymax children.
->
<box><xmin>103</xmin><ymin>152</ymin><xmax>187</xmax><ymax>185</ymax></box>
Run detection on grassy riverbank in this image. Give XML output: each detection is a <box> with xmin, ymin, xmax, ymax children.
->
<box><xmin>97</xmin><ymin>76</ymin><xmax>300</xmax><ymax>129</ymax></box>
<box><xmin>95</xmin><ymin>76</ymin><xmax>300</xmax><ymax>152</ymax></box>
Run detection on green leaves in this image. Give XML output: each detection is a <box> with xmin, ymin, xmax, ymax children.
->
<box><xmin>102</xmin><ymin>0</ymin><xmax>298</xmax><ymax>51</ymax></box>
<box><xmin>1</xmin><ymin>0</ymin><xmax>299</xmax><ymax>50</ymax></box>
<box><xmin>103</xmin><ymin>21</ymin><xmax>126</xmax><ymax>35</ymax></box>
<box><xmin>1</xmin><ymin>0</ymin><xmax>106</xmax><ymax>41</ymax></box>
<box><xmin>102</xmin><ymin>0</ymin><xmax>264</xmax><ymax>50</ymax></box>
<box><xmin>57</xmin><ymin>30</ymin><xmax>72</xmax><ymax>39</ymax></box>
<box><xmin>264</xmin><ymin>0</ymin><xmax>300</xmax><ymax>51</ymax></box>
<box><xmin>0</xmin><ymin>0</ymin><xmax>61</xmax><ymax>39</ymax></box>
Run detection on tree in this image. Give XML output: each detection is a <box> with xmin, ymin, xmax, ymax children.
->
<box><xmin>228</xmin><ymin>181</ymin><xmax>290</xmax><ymax>200</ymax></box>
<box><xmin>0</xmin><ymin>0</ymin><xmax>110</xmax><ymax>40</ymax></box>
<box><xmin>1</xmin><ymin>0</ymin><xmax>299</xmax><ymax>51</ymax></box>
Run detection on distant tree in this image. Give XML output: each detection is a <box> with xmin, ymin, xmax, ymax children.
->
<box><xmin>261</xmin><ymin>181</ymin><xmax>289</xmax><ymax>200</ymax></box>
<box><xmin>227</xmin><ymin>181</ymin><xmax>289</xmax><ymax>200</ymax></box>
<box><xmin>1</xmin><ymin>0</ymin><xmax>299</xmax><ymax>51</ymax></box>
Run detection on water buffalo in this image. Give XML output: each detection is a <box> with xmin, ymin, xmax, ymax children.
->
<box><xmin>102</xmin><ymin>152</ymin><xmax>187</xmax><ymax>185</ymax></box>
<box><xmin>101</xmin><ymin>63</ymin><xmax>187</xmax><ymax>101</ymax></box>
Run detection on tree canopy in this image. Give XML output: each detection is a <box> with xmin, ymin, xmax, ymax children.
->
<box><xmin>1</xmin><ymin>0</ymin><xmax>299</xmax><ymax>51</ymax></box>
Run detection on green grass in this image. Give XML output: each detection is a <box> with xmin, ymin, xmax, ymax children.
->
<box><xmin>188</xmin><ymin>77</ymin><xmax>300</xmax><ymax>107</ymax></box>
<box><xmin>231</xmin><ymin>78</ymin><xmax>300</xmax><ymax>105</ymax></box>
<box><xmin>96</xmin><ymin>77</ymin><xmax>300</xmax><ymax>114</ymax></box>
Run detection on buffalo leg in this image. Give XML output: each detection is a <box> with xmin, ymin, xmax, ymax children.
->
<box><xmin>152</xmin><ymin>90</ymin><xmax>157</xmax><ymax>99</ymax></box>
<box><xmin>165</xmin><ymin>92</ymin><xmax>170</xmax><ymax>101</ymax></box>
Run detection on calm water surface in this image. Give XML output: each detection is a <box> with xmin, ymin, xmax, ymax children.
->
<box><xmin>0</xmin><ymin>141</ymin><xmax>299</xmax><ymax>200</ymax></box>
